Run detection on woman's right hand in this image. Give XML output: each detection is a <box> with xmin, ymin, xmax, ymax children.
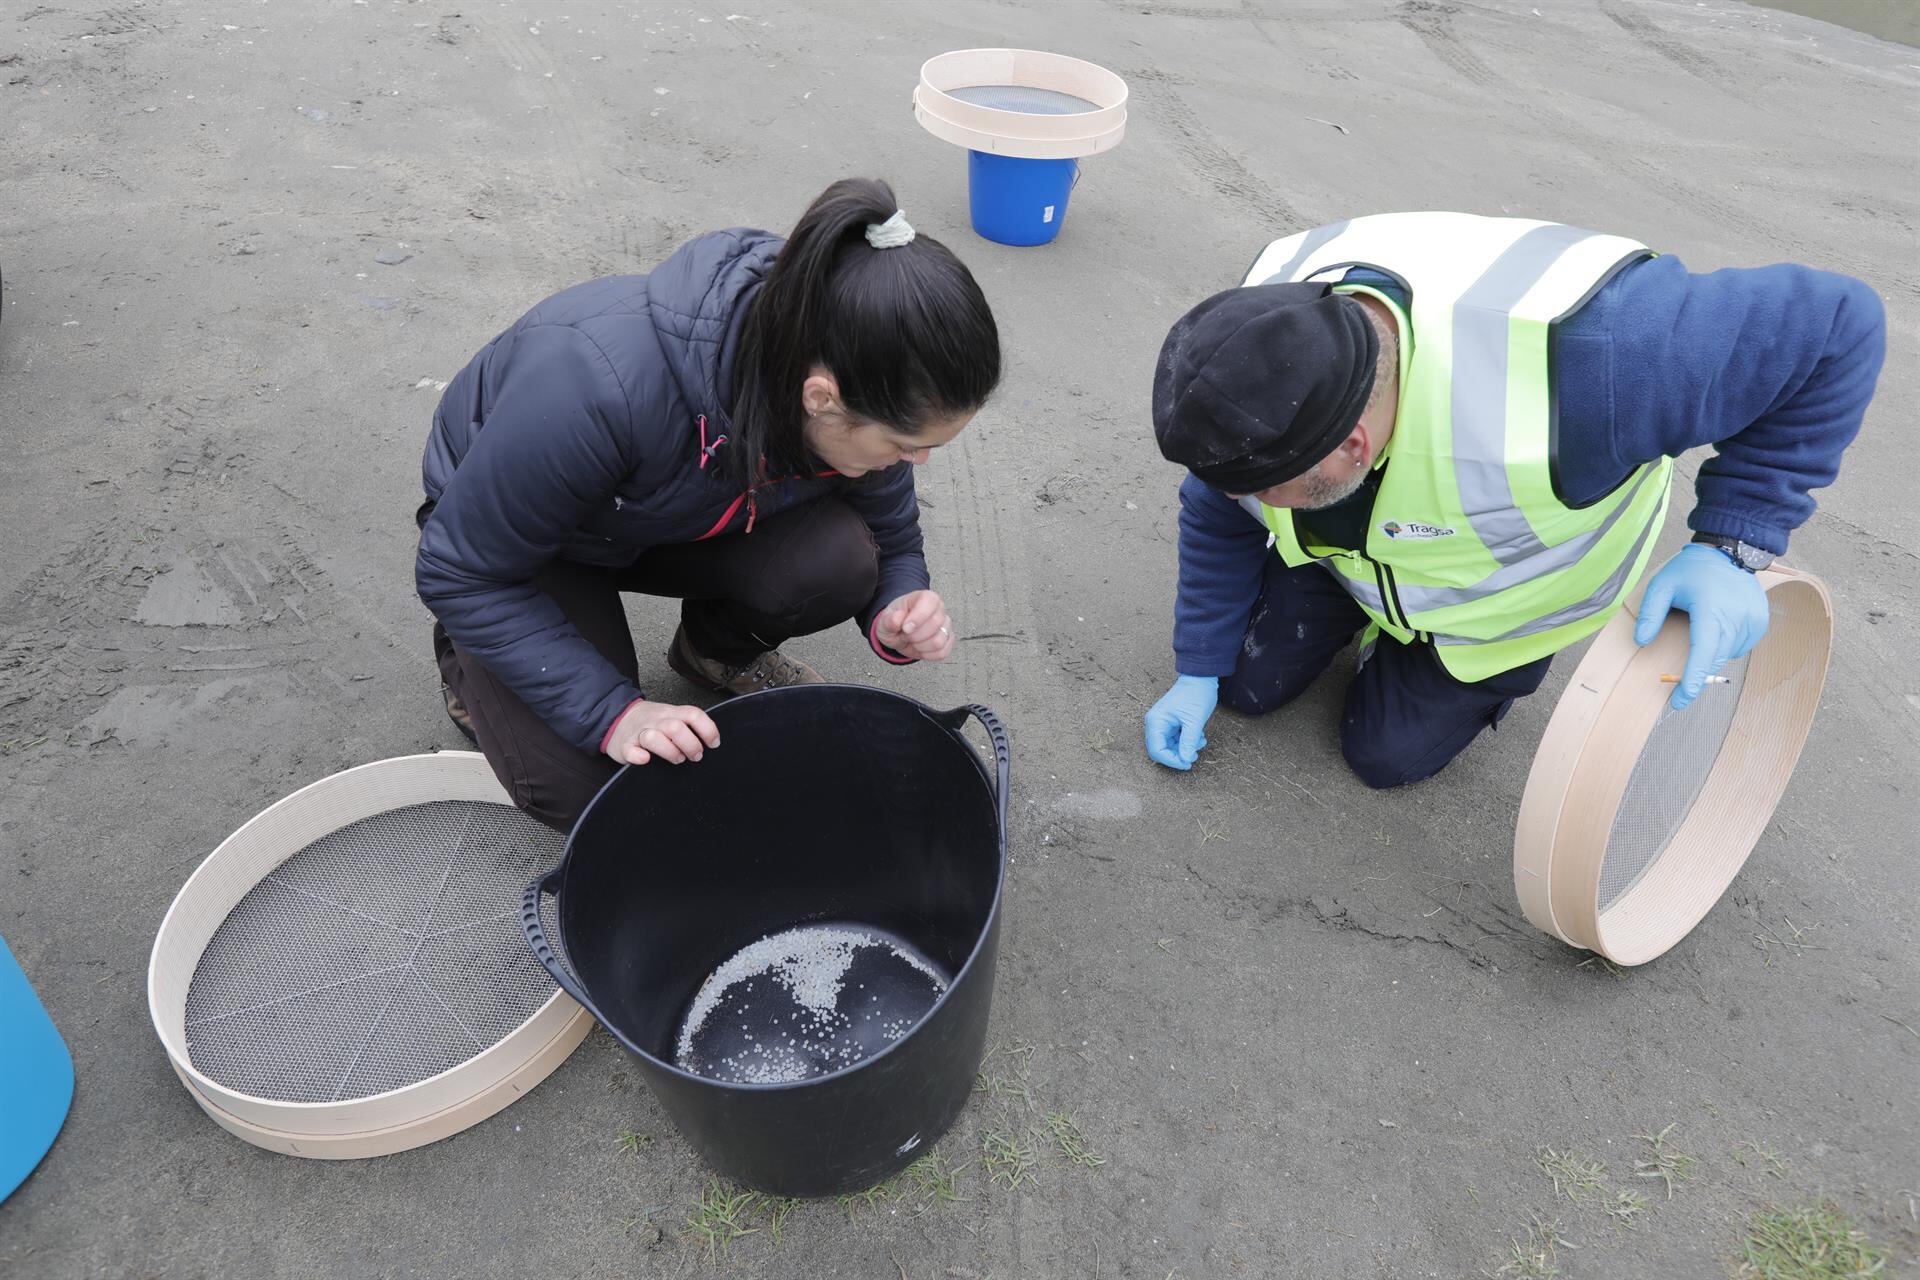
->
<box><xmin>603</xmin><ymin>699</ymin><xmax>721</xmax><ymax>766</ymax></box>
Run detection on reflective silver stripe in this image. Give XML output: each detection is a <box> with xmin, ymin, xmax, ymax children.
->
<box><xmin>1450</xmin><ymin>223</ymin><xmax>1602</xmax><ymax>565</ymax></box>
<box><xmin>1327</xmin><ymin>561</ymin><xmax>1387</xmax><ymax>614</ymax></box>
<box><xmin>1256</xmin><ymin>220</ymin><xmax>1351</xmax><ymax>286</ymax></box>
<box><xmin>1295</xmin><ymin>468</ymin><xmax>1661</xmax><ymax>633</ymax></box>
<box><xmin>1434</xmin><ymin>508</ymin><xmax>1660</xmax><ymax>647</ymax></box>
<box><xmin>1237</xmin><ymin>495</ymin><xmax>1269</xmax><ymax>522</ymax></box>
<box><xmin>1392</xmin><ymin>463</ymin><xmax>1664</xmax><ymax>615</ymax></box>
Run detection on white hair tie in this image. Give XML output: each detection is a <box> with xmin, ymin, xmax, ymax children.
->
<box><xmin>865</xmin><ymin>210</ymin><xmax>916</xmax><ymax>249</ymax></box>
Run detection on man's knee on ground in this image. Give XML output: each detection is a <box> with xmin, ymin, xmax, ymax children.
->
<box><xmin>1338</xmin><ymin>722</ymin><xmax>1421</xmax><ymax>790</ymax></box>
<box><xmin>1220</xmin><ymin>674</ymin><xmax>1292</xmax><ymax>717</ymax></box>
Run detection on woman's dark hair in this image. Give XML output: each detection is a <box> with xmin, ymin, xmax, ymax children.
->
<box><xmin>725</xmin><ymin>177</ymin><xmax>1001</xmax><ymax>488</ymax></box>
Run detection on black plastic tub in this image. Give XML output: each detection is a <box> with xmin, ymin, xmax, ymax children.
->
<box><xmin>522</xmin><ymin>685</ymin><xmax>1008</xmax><ymax>1196</ymax></box>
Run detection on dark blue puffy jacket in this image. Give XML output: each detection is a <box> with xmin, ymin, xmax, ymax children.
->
<box><xmin>417</xmin><ymin>229</ymin><xmax>929</xmax><ymax>753</ymax></box>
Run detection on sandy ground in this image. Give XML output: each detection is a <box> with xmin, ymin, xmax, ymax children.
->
<box><xmin>2</xmin><ymin>1</ymin><xmax>1915</xmax><ymax>1277</ymax></box>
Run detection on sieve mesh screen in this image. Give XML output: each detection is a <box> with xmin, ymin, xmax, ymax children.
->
<box><xmin>1598</xmin><ymin>656</ymin><xmax>1750</xmax><ymax>913</ymax></box>
<box><xmin>945</xmin><ymin>84</ymin><xmax>1101</xmax><ymax>115</ymax></box>
<box><xmin>184</xmin><ymin>800</ymin><xmax>567</xmax><ymax>1103</ymax></box>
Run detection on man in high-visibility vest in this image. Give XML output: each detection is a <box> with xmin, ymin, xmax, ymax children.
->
<box><xmin>1144</xmin><ymin>214</ymin><xmax>1884</xmax><ymax>785</ymax></box>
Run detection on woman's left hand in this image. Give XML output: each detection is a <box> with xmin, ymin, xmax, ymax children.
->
<box><xmin>875</xmin><ymin>590</ymin><xmax>956</xmax><ymax>663</ymax></box>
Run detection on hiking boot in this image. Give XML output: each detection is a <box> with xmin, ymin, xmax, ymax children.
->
<box><xmin>667</xmin><ymin>625</ymin><xmax>824</xmax><ymax>695</ymax></box>
<box><xmin>441</xmin><ymin>681</ymin><xmax>478</xmax><ymax>745</ymax></box>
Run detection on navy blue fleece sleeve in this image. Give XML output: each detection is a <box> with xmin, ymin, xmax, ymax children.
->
<box><xmin>1173</xmin><ymin>472</ymin><xmax>1271</xmax><ymax>677</ymax></box>
<box><xmin>415</xmin><ymin>325</ymin><xmax>643</xmax><ymax>753</ymax></box>
<box><xmin>841</xmin><ymin>462</ymin><xmax>931</xmax><ymax>663</ymax></box>
<box><xmin>1558</xmin><ymin>255</ymin><xmax>1884</xmax><ymax>554</ymax></box>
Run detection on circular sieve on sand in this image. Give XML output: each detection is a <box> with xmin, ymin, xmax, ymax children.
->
<box><xmin>1514</xmin><ymin>565</ymin><xmax>1833</xmax><ymax>966</ymax></box>
<box><xmin>148</xmin><ymin>753</ymin><xmax>592</xmax><ymax>1158</ymax></box>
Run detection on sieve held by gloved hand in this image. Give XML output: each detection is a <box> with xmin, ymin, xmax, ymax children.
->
<box><xmin>1633</xmin><ymin>544</ymin><xmax>1770</xmax><ymax>711</ymax></box>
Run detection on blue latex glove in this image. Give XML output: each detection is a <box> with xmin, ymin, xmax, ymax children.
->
<box><xmin>1144</xmin><ymin>674</ymin><xmax>1219</xmax><ymax>771</ymax></box>
<box><xmin>1633</xmin><ymin>544</ymin><xmax>1771</xmax><ymax>711</ymax></box>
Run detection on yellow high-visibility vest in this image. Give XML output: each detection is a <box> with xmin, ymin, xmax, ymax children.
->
<box><xmin>1239</xmin><ymin>213</ymin><xmax>1673</xmax><ymax>679</ymax></box>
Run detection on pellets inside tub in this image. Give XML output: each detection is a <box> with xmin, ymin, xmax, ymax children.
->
<box><xmin>673</xmin><ymin>924</ymin><xmax>950</xmax><ymax>1085</ymax></box>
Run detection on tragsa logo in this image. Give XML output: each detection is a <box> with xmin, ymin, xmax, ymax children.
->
<box><xmin>1381</xmin><ymin>520</ymin><xmax>1457</xmax><ymax>540</ymax></box>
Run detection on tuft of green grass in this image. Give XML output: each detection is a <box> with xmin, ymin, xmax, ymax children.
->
<box><xmin>974</xmin><ymin>1071</ymin><xmax>1038</xmax><ymax>1113</ymax></box>
<box><xmin>1604</xmin><ymin>1188</ymin><xmax>1650</xmax><ymax>1229</ymax></box>
<box><xmin>1536</xmin><ymin>1146</ymin><xmax>1607</xmax><ymax>1202</ymax></box>
<box><xmin>981</xmin><ymin>1126</ymin><xmax>1038</xmax><ymax>1190</ymax></box>
<box><xmin>749</xmin><ymin>1193</ymin><xmax>798</xmax><ymax>1246</ymax></box>
<box><xmin>1576</xmin><ymin>954</ymin><xmax>1628</xmax><ymax>981</ymax></box>
<box><xmin>903</xmin><ymin>1150</ymin><xmax>963</xmax><ymax>1204</ymax></box>
<box><xmin>978</xmin><ymin>1037</ymin><xmax>1037</xmax><ymax>1072</ymax></box>
<box><xmin>614</xmin><ymin>1129</ymin><xmax>651</xmax><ymax>1154</ymax></box>
<box><xmin>685</xmin><ymin>1178</ymin><xmax>759</xmax><ymax>1260</ymax></box>
<box><xmin>833</xmin><ymin>1178</ymin><xmax>896</xmax><ymax>1224</ymax></box>
<box><xmin>1490</xmin><ymin>1215</ymin><xmax>1577</xmax><ymax>1278</ymax></box>
<box><xmin>999</xmin><ymin>1036</ymin><xmax>1039</xmax><ymax>1070</ymax></box>
<box><xmin>1752</xmin><ymin>917</ymin><xmax>1824</xmax><ymax>967</ymax></box>
<box><xmin>1734</xmin><ymin>1139</ymin><xmax>1790</xmax><ymax>1179</ymax></box>
<box><xmin>1632</xmin><ymin>1123</ymin><xmax>1698</xmax><ymax>1200</ymax></box>
<box><xmin>1044</xmin><ymin>1111</ymin><xmax>1106</xmax><ymax>1170</ymax></box>
<box><xmin>1736</xmin><ymin>1202</ymin><xmax>1886</xmax><ymax>1279</ymax></box>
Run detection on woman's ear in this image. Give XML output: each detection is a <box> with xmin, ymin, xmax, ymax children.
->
<box><xmin>801</xmin><ymin>369</ymin><xmax>841</xmax><ymax>418</ymax></box>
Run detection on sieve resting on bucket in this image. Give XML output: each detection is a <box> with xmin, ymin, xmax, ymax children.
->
<box><xmin>912</xmin><ymin>48</ymin><xmax>1129</xmax><ymax>248</ymax></box>
<box><xmin>913</xmin><ymin>48</ymin><xmax>1128</xmax><ymax>160</ymax></box>
<box><xmin>148</xmin><ymin>753</ymin><xmax>591</xmax><ymax>1158</ymax></box>
<box><xmin>1513</xmin><ymin>564</ymin><xmax>1833</xmax><ymax>966</ymax></box>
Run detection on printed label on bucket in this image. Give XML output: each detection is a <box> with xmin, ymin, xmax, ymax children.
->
<box><xmin>1043</xmin><ymin>205</ymin><xmax>1055</xmax><ymax>223</ymax></box>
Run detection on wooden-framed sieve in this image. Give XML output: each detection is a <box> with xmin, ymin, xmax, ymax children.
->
<box><xmin>148</xmin><ymin>752</ymin><xmax>592</xmax><ymax>1158</ymax></box>
<box><xmin>1514</xmin><ymin>564</ymin><xmax>1833</xmax><ymax>966</ymax></box>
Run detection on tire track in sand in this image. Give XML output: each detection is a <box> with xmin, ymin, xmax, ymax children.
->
<box><xmin>1388</xmin><ymin>0</ymin><xmax>1899</xmax><ymax>288</ymax></box>
<box><xmin>1127</xmin><ymin>69</ymin><xmax>1307</xmax><ymax>228</ymax></box>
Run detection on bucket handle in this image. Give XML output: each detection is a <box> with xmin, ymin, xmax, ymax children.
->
<box><xmin>520</xmin><ymin>863</ymin><xmax>612</xmax><ymax>1026</ymax></box>
<box><xmin>936</xmin><ymin>704</ymin><xmax>1011</xmax><ymax>838</ymax></box>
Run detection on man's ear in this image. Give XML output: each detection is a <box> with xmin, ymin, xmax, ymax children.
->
<box><xmin>1334</xmin><ymin>423</ymin><xmax>1372</xmax><ymax>469</ymax></box>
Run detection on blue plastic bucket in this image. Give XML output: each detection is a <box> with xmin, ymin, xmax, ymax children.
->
<box><xmin>1</xmin><ymin>935</ymin><xmax>73</xmax><ymax>1202</ymax></box>
<box><xmin>968</xmin><ymin>151</ymin><xmax>1078</xmax><ymax>247</ymax></box>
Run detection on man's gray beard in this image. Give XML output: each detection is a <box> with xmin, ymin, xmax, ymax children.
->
<box><xmin>1296</xmin><ymin>461</ymin><xmax>1370</xmax><ymax>510</ymax></box>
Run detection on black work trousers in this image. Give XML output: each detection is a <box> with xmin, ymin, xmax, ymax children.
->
<box><xmin>1220</xmin><ymin>554</ymin><xmax>1551</xmax><ymax>788</ymax></box>
<box><xmin>432</xmin><ymin>497</ymin><xmax>879</xmax><ymax>832</ymax></box>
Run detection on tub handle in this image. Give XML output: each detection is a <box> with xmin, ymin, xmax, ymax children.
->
<box><xmin>521</xmin><ymin>864</ymin><xmax>613</xmax><ymax>1025</ymax></box>
<box><xmin>938</xmin><ymin>704</ymin><xmax>1010</xmax><ymax>838</ymax></box>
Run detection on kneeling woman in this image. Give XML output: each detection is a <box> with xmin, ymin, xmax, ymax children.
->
<box><xmin>415</xmin><ymin>179</ymin><xmax>1001</xmax><ymax>831</ymax></box>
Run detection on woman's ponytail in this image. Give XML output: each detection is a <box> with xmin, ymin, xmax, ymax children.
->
<box><xmin>726</xmin><ymin>178</ymin><xmax>1000</xmax><ymax>489</ymax></box>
